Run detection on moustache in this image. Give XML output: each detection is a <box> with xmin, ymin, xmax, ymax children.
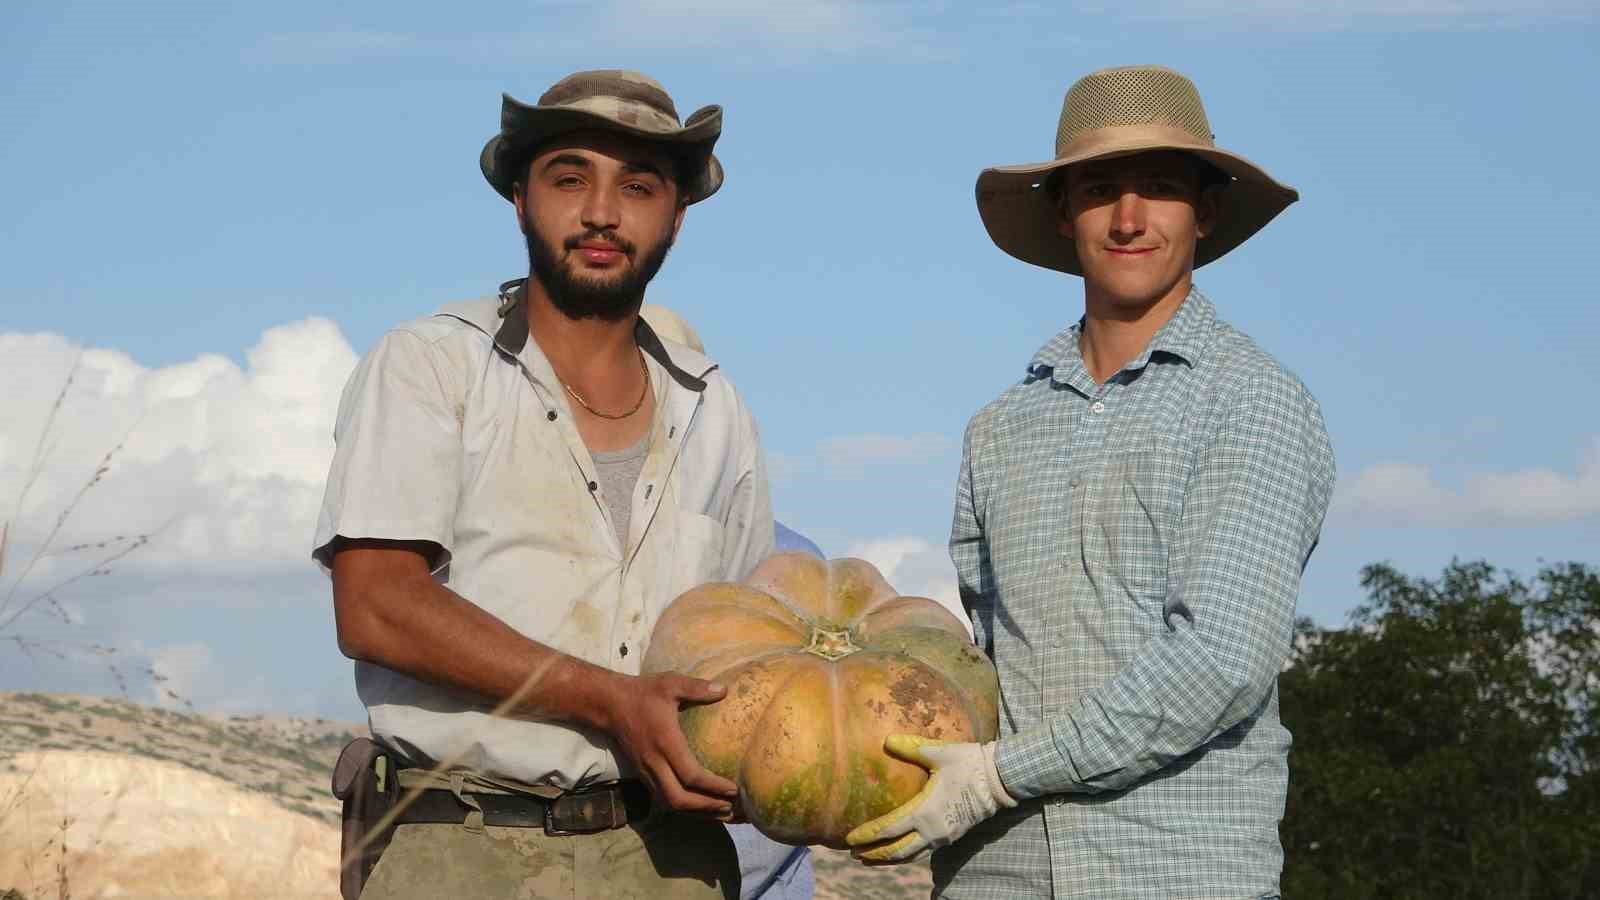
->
<box><xmin>563</xmin><ymin>230</ymin><xmax>636</xmax><ymax>257</ymax></box>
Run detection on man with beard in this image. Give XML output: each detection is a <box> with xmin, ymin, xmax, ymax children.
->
<box><xmin>314</xmin><ymin>70</ymin><xmax>771</xmax><ymax>899</ymax></box>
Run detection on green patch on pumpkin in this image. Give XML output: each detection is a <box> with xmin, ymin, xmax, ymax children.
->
<box><xmin>839</xmin><ymin>751</ymin><xmax>904</xmax><ymax>828</ymax></box>
<box><xmin>756</xmin><ymin>758</ymin><xmax>832</xmax><ymax>839</ymax></box>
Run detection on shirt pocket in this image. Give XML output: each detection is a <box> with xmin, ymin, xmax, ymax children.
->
<box><xmin>669</xmin><ymin>512</ymin><xmax>727</xmax><ymax>595</ymax></box>
<box><xmin>1088</xmin><ymin>446</ymin><xmax>1189</xmax><ymax>621</ymax></box>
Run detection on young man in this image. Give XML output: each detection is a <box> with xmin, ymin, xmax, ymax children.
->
<box><xmin>846</xmin><ymin>65</ymin><xmax>1336</xmax><ymax>899</ymax></box>
<box><xmin>315</xmin><ymin>70</ymin><xmax>772</xmax><ymax>898</ymax></box>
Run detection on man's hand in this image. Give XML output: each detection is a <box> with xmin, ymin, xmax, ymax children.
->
<box><xmin>846</xmin><ymin>735</ymin><xmax>1017</xmax><ymax>864</ymax></box>
<box><xmin>606</xmin><ymin>672</ymin><xmax>740</xmax><ymax>817</ymax></box>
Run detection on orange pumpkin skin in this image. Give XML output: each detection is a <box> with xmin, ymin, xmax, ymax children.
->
<box><xmin>641</xmin><ymin>552</ymin><xmax>1000</xmax><ymax>849</ymax></box>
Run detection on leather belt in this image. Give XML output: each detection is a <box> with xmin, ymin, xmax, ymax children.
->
<box><xmin>392</xmin><ymin>779</ymin><xmax>651</xmax><ymax>835</ymax></box>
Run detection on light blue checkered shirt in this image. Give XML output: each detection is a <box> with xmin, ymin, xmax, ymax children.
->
<box><xmin>935</xmin><ymin>289</ymin><xmax>1335</xmax><ymax>900</ymax></box>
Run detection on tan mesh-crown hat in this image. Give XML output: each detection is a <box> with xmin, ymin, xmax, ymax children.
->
<box><xmin>976</xmin><ymin>65</ymin><xmax>1298</xmax><ymax>274</ymax></box>
<box><xmin>481</xmin><ymin>69</ymin><xmax>723</xmax><ymax>205</ymax></box>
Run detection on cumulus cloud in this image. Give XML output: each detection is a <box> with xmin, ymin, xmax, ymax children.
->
<box><xmin>0</xmin><ymin>320</ymin><xmax>359</xmax><ymax>597</ymax></box>
<box><xmin>148</xmin><ymin>642</ymin><xmax>216</xmax><ymax>709</ymax></box>
<box><xmin>1333</xmin><ymin>439</ymin><xmax>1600</xmax><ymax>527</ymax></box>
<box><xmin>144</xmin><ymin>640</ymin><xmax>281</xmax><ymax>714</ymax></box>
<box><xmin>844</xmin><ymin>535</ymin><xmax>970</xmax><ymax>635</ymax></box>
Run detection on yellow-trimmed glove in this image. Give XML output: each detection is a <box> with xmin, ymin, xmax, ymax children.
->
<box><xmin>845</xmin><ymin>734</ymin><xmax>1017</xmax><ymax>864</ymax></box>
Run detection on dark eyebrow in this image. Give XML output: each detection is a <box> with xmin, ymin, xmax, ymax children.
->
<box><xmin>539</xmin><ymin>153</ymin><xmax>664</xmax><ymax>181</ymax></box>
<box><xmin>540</xmin><ymin>153</ymin><xmax>594</xmax><ymax>173</ymax></box>
<box><xmin>620</xmin><ymin>159</ymin><xmax>666</xmax><ymax>180</ymax></box>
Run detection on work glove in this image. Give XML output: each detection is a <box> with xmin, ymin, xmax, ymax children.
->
<box><xmin>845</xmin><ymin>734</ymin><xmax>1017</xmax><ymax>864</ymax></box>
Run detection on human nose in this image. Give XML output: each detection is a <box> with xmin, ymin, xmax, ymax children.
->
<box><xmin>581</xmin><ymin>181</ymin><xmax>621</xmax><ymax>232</ymax></box>
<box><xmin>1110</xmin><ymin>189</ymin><xmax>1145</xmax><ymax>239</ymax></box>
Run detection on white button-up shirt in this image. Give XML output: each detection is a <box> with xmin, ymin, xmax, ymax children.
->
<box><xmin>313</xmin><ymin>292</ymin><xmax>774</xmax><ymax>790</ymax></box>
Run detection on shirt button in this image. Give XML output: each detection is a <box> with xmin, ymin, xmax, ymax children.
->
<box><xmin>547</xmin><ymin>410</ymin><xmax>558</xmax><ymax>421</ymax></box>
<box><xmin>1090</xmin><ymin>400</ymin><xmax>1106</xmax><ymax>413</ymax></box>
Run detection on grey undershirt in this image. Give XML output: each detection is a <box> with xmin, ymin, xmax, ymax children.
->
<box><xmin>590</xmin><ymin>431</ymin><xmax>650</xmax><ymax>549</ymax></box>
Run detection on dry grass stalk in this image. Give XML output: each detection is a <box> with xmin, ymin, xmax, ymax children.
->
<box><xmin>1</xmin><ymin>356</ymin><xmax>157</xmax><ymax>660</ymax></box>
<box><xmin>339</xmin><ymin>652</ymin><xmax>565</xmax><ymax>879</ymax></box>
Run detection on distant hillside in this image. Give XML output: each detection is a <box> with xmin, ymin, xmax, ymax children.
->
<box><xmin>0</xmin><ymin>692</ymin><xmax>929</xmax><ymax>899</ymax></box>
<box><xmin>1</xmin><ymin>691</ymin><xmax>357</xmax><ymax>899</ymax></box>
<box><xmin>1</xmin><ymin>691</ymin><xmax>362</xmax><ymax>825</ymax></box>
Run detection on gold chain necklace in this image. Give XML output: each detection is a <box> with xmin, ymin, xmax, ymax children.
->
<box><xmin>560</xmin><ymin>348</ymin><xmax>651</xmax><ymax>420</ymax></box>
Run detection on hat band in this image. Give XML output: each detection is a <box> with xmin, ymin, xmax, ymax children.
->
<box><xmin>1055</xmin><ymin>122</ymin><xmax>1214</xmax><ymax>165</ymax></box>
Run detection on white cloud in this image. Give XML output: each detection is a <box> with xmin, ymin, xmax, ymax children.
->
<box><xmin>148</xmin><ymin>642</ymin><xmax>216</xmax><ymax>709</ymax></box>
<box><xmin>844</xmin><ymin>535</ymin><xmax>970</xmax><ymax>635</ymax></box>
<box><xmin>1333</xmin><ymin>438</ymin><xmax>1600</xmax><ymax>527</ymax></box>
<box><xmin>145</xmin><ymin>641</ymin><xmax>279</xmax><ymax>714</ymax></box>
<box><xmin>0</xmin><ymin>320</ymin><xmax>359</xmax><ymax>596</ymax></box>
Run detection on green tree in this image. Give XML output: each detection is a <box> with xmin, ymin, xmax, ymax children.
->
<box><xmin>1281</xmin><ymin>560</ymin><xmax>1600</xmax><ymax>899</ymax></box>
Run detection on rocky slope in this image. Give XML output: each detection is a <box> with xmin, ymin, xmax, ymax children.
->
<box><xmin>0</xmin><ymin>691</ymin><xmax>929</xmax><ymax>898</ymax></box>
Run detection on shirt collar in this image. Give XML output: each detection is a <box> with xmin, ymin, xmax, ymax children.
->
<box><xmin>438</xmin><ymin>278</ymin><xmax>716</xmax><ymax>393</ymax></box>
<box><xmin>1027</xmin><ymin>286</ymin><xmax>1217</xmax><ymax>384</ymax></box>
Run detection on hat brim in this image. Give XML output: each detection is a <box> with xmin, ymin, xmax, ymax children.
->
<box><xmin>481</xmin><ymin>101</ymin><xmax>724</xmax><ymax>205</ymax></box>
<box><xmin>975</xmin><ymin>128</ymin><xmax>1298</xmax><ymax>275</ymax></box>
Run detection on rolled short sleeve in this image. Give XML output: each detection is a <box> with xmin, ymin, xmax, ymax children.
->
<box><xmin>312</xmin><ymin>328</ymin><xmax>463</xmax><ymax>572</ymax></box>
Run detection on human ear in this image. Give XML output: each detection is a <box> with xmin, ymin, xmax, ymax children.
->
<box><xmin>1056</xmin><ymin>197</ymin><xmax>1075</xmax><ymax>240</ymax></box>
<box><xmin>512</xmin><ymin>182</ymin><xmax>530</xmax><ymax>235</ymax></box>
<box><xmin>1050</xmin><ymin>175</ymin><xmax>1076</xmax><ymax>239</ymax></box>
<box><xmin>1195</xmin><ymin>184</ymin><xmax>1221</xmax><ymax>240</ymax></box>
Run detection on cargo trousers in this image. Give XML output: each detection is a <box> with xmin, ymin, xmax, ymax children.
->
<box><xmin>358</xmin><ymin>813</ymin><xmax>740</xmax><ymax>900</ymax></box>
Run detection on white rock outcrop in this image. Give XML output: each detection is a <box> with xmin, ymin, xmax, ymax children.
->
<box><xmin>1</xmin><ymin>750</ymin><xmax>338</xmax><ymax>899</ymax></box>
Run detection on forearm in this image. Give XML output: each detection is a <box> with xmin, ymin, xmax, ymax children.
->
<box><xmin>333</xmin><ymin>553</ymin><xmax>626</xmax><ymax>731</ymax></box>
<box><xmin>996</xmin><ymin>613</ymin><xmax>1283</xmax><ymax>799</ymax></box>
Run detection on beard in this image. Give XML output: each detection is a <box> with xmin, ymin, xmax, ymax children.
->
<box><xmin>525</xmin><ymin>219</ymin><xmax>675</xmax><ymax>323</ymax></box>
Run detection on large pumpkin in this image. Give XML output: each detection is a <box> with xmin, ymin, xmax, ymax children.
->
<box><xmin>641</xmin><ymin>552</ymin><xmax>1000</xmax><ymax>849</ymax></box>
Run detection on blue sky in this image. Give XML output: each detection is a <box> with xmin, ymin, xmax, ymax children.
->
<box><xmin>3</xmin><ymin>1</ymin><xmax>1597</xmax><ymax>720</ymax></box>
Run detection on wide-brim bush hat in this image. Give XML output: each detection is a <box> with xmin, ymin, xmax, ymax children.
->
<box><xmin>481</xmin><ymin>69</ymin><xmax>723</xmax><ymax>205</ymax></box>
<box><xmin>976</xmin><ymin>64</ymin><xmax>1298</xmax><ymax>274</ymax></box>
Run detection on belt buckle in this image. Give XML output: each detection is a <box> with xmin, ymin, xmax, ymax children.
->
<box><xmin>543</xmin><ymin>786</ymin><xmax>620</xmax><ymax>836</ymax></box>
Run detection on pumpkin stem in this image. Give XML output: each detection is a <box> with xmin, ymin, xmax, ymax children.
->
<box><xmin>804</xmin><ymin>628</ymin><xmax>860</xmax><ymax>661</ymax></box>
